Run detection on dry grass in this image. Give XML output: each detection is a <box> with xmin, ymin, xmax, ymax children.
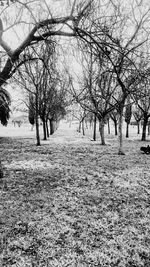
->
<box><xmin>0</xmin><ymin>122</ymin><xmax>150</xmax><ymax>266</ymax></box>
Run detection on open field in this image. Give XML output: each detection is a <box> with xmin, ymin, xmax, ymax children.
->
<box><xmin>0</xmin><ymin>121</ymin><xmax>150</xmax><ymax>266</ymax></box>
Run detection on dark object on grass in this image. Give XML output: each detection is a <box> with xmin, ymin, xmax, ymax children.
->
<box><xmin>140</xmin><ymin>145</ymin><xmax>150</xmax><ymax>154</ymax></box>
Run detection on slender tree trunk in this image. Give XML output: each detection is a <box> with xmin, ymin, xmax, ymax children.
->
<box><xmin>114</xmin><ymin>120</ymin><xmax>118</xmax><ymax>135</ymax></box>
<box><xmin>42</xmin><ymin>119</ymin><xmax>47</xmax><ymax>140</ymax></box>
<box><xmin>82</xmin><ymin>120</ymin><xmax>85</xmax><ymax>135</ymax></box>
<box><xmin>137</xmin><ymin>122</ymin><xmax>140</xmax><ymax>134</ymax></box>
<box><xmin>126</xmin><ymin>123</ymin><xmax>129</xmax><ymax>138</ymax></box>
<box><xmin>35</xmin><ymin>113</ymin><xmax>40</xmax><ymax>146</ymax></box>
<box><xmin>46</xmin><ymin>120</ymin><xmax>49</xmax><ymax>138</ymax></box>
<box><xmin>107</xmin><ymin>118</ymin><xmax>110</xmax><ymax>134</ymax></box>
<box><xmin>148</xmin><ymin>123</ymin><xmax>150</xmax><ymax>135</ymax></box>
<box><xmin>78</xmin><ymin>121</ymin><xmax>81</xmax><ymax>133</ymax></box>
<box><xmin>141</xmin><ymin>114</ymin><xmax>148</xmax><ymax>141</ymax></box>
<box><xmin>49</xmin><ymin>119</ymin><xmax>55</xmax><ymax>135</ymax></box>
<box><xmin>93</xmin><ymin>114</ymin><xmax>97</xmax><ymax>141</ymax></box>
<box><xmin>99</xmin><ymin>119</ymin><xmax>106</xmax><ymax>145</ymax></box>
<box><xmin>118</xmin><ymin>104</ymin><xmax>125</xmax><ymax>155</ymax></box>
<box><xmin>35</xmin><ymin>88</ymin><xmax>40</xmax><ymax>146</ymax></box>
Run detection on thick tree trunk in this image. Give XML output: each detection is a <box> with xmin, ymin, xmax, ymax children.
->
<box><xmin>99</xmin><ymin>119</ymin><xmax>106</xmax><ymax>145</ymax></box>
<box><xmin>126</xmin><ymin>123</ymin><xmax>129</xmax><ymax>138</ymax></box>
<box><xmin>93</xmin><ymin>114</ymin><xmax>97</xmax><ymax>141</ymax></box>
<box><xmin>42</xmin><ymin>120</ymin><xmax>47</xmax><ymax>140</ymax></box>
<box><xmin>49</xmin><ymin>119</ymin><xmax>55</xmax><ymax>135</ymax></box>
<box><xmin>118</xmin><ymin>105</ymin><xmax>125</xmax><ymax>155</ymax></box>
<box><xmin>141</xmin><ymin>114</ymin><xmax>148</xmax><ymax>141</ymax></box>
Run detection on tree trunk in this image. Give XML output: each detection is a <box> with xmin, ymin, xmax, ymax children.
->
<box><xmin>118</xmin><ymin>105</ymin><xmax>125</xmax><ymax>155</ymax></box>
<box><xmin>141</xmin><ymin>114</ymin><xmax>148</xmax><ymax>141</ymax></box>
<box><xmin>114</xmin><ymin>120</ymin><xmax>118</xmax><ymax>135</ymax></box>
<box><xmin>42</xmin><ymin>119</ymin><xmax>47</xmax><ymax>140</ymax></box>
<box><xmin>107</xmin><ymin>118</ymin><xmax>110</xmax><ymax>134</ymax></box>
<box><xmin>78</xmin><ymin>121</ymin><xmax>81</xmax><ymax>133</ymax></box>
<box><xmin>126</xmin><ymin>123</ymin><xmax>129</xmax><ymax>138</ymax></box>
<box><xmin>82</xmin><ymin>120</ymin><xmax>85</xmax><ymax>136</ymax></box>
<box><xmin>99</xmin><ymin>119</ymin><xmax>105</xmax><ymax>145</ymax></box>
<box><xmin>148</xmin><ymin>123</ymin><xmax>150</xmax><ymax>135</ymax></box>
<box><xmin>35</xmin><ymin>114</ymin><xmax>40</xmax><ymax>146</ymax></box>
<box><xmin>137</xmin><ymin>123</ymin><xmax>140</xmax><ymax>134</ymax></box>
<box><xmin>46</xmin><ymin>120</ymin><xmax>49</xmax><ymax>138</ymax></box>
<box><xmin>35</xmin><ymin>87</ymin><xmax>40</xmax><ymax>146</ymax></box>
<box><xmin>49</xmin><ymin>119</ymin><xmax>55</xmax><ymax>135</ymax></box>
<box><xmin>93</xmin><ymin>114</ymin><xmax>97</xmax><ymax>141</ymax></box>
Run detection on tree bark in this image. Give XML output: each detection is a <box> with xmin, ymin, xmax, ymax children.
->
<box><xmin>141</xmin><ymin>114</ymin><xmax>148</xmax><ymax>141</ymax></box>
<box><xmin>49</xmin><ymin>119</ymin><xmax>55</xmax><ymax>135</ymax></box>
<box><xmin>126</xmin><ymin>123</ymin><xmax>129</xmax><ymax>138</ymax></box>
<box><xmin>78</xmin><ymin>121</ymin><xmax>81</xmax><ymax>133</ymax></box>
<box><xmin>35</xmin><ymin>95</ymin><xmax>40</xmax><ymax>146</ymax></box>
<box><xmin>99</xmin><ymin>119</ymin><xmax>106</xmax><ymax>145</ymax></box>
<box><xmin>46</xmin><ymin>120</ymin><xmax>49</xmax><ymax>138</ymax></box>
<box><xmin>118</xmin><ymin>105</ymin><xmax>125</xmax><ymax>155</ymax></box>
<box><xmin>137</xmin><ymin>122</ymin><xmax>140</xmax><ymax>134</ymax></box>
<box><xmin>82</xmin><ymin>120</ymin><xmax>85</xmax><ymax>135</ymax></box>
<box><xmin>35</xmin><ymin>114</ymin><xmax>40</xmax><ymax>146</ymax></box>
<box><xmin>148</xmin><ymin>123</ymin><xmax>150</xmax><ymax>135</ymax></box>
<box><xmin>42</xmin><ymin>119</ymin><xmax>47</xmax><ymax>140</ymax></box>
<box><xmin>107</xmin><ymin>118</ymin><xmax>110</xmax><ymax>134</ymax></box>
<box><xmin>114</xmin><ymin>120</ymin><xmax>118</xmax><ymax>135</ymax></box>
<box><xmin>93</xmin><ymin>114</ymin><xmax>97</xmax><ymax>141</ymax></box>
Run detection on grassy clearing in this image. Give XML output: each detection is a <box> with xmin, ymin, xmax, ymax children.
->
<box><xmin>0</xmin><ymin>123</ymin><xmax>150</xmax><ymax>266</ymax></box>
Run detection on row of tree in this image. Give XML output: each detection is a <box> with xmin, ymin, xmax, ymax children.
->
<box><xmin>68</xmin><ymin>102</ymin><xmax>150</xmax><ymax>141</ymax></box>
<box><xmin>15</xmin><ymin>40</ymin><xmax>67</xmax><ymax>146</ymax></box>
<box><xmin>0</xmin><ymin>0</ymin><xmax>150</xmax><ymax>155</ymax></box>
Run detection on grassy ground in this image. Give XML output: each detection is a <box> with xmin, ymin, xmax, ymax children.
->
<box><xmin>0</xmin><ymin>122</ymin><xmax>150</xmax><ymax>266</ymax></box>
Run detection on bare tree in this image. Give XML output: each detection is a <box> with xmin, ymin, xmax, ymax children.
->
<box><xmin>132</xmin><ymin>57</ymin><xmax>150</xmax><ymax>141</ymax></box>
<box><xmin>69</xmin><ymin>41</ymin><xmax>118</xmax><ymax>145</ymax></box>
<box><xmin>74</xmin><ymin>0</ymin><xmax>150</xmax><ymax>153</ymax></box>
<box><xmin>0</xmin><ymin>0</ymin><xmax>93</xmax><ymax>86</ymax></box>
